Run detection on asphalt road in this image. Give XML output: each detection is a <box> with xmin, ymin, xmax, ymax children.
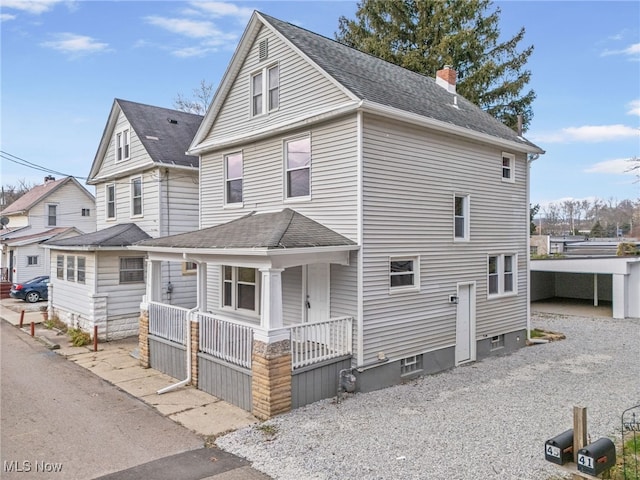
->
<box><xmin>0</xmin><ymin>320</ymin><xmax>207</xmax><ymax>479</ymax></box>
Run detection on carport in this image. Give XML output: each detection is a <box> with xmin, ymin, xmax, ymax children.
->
<box><xmin>530</xmin><ymin>257</ymin><xmax>640</xmax><ymax>319</ymax></box>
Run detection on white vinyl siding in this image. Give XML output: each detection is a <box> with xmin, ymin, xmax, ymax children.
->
<box><xmin>49</xmin><ymin>250</ymin><xmax>95</xmax><ymax>318</ymax></box>
<box><xmin>202</xmin><ymin>26</ymin><xmax>351</xmax><ymax>146</ymax></box>
<box><xmin>97</xmin><ymin>252</ymin><xmax>147</xmax><ymax>317</ymax></box>
<box><xmin>200</xmin><ymin>115</ymin><xmax>359</xmax><ymax>240</ymax></box>
<box><xmin>360</xmin><ymin>115</ymin><xmax>528</xmax><ymax>365</ymax></box>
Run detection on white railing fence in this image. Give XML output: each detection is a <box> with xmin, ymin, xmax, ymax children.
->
<box><xmin>290</xmin><ymin>316</ymin><xmax>353</xmax><ymax>369</ymax></box>
<box><xmin>148</xmin><ymin>301</ymin><xmax>189</xmax><ymax>345</ymax></box>
<box><xmin>197</xmin><ymin>312</ymin><xmax>253</xmax><ymax>369</ymax></box>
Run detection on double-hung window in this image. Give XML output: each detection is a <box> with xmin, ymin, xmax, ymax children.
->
<box><xmin>251</xmin><ymin>64</ymin><xmax>279</xmax><ymax>116</ymax></box>
<box><xmin>77</xmin><ymin>256</ymin><xmax>86</xmax><ymax>284</ymax></box>
<box><xmin>56</xmin><ymin>255</ymin><xmax>64</xmax><ymax>279</ymax></box>
<box><xmin>389</xmin><ymin>256</ymin><xmax>420</xmax><ymax>293</ymax></box>
<box><xmin>225</xmin><ymin>152</ymin><xmax>243</xmax><ymax>204</ymax></box>
<box><xmin>222</xmin><ymin>266</ymin><xmax>259</xmax><ymax>312</ymax></box>
<box><xmin>106</xmin><ymin>184</ymin><xmax>116</xmax><ymax>220</ymax></box>
<box><xmin>454</xmin><ymin>194</ymin><xmax>469</xmax><ymax>241</ymax></box>
<box><xmin>119</xmin><ymin>257</ymin><xmax>144</xmax><ymax>284</ymax></box>
<box><xmin>27</xmin><ymin>256</ymin><xmax>38</xmax><ymax>266</ymax></box>
<box><xmin>66</xmin><ymin>256</ymin><xmax>75</xmax><ymax>282</ymax></box>
<box><xmin>285</xmin><ymin>136</ymin><xmax>310</xmax><ymax>199</ymax></box>
<box><xmin>502</xmin><ymin>153</ymin><xmax>515</xmax><ymax>183</ymax></box>
<box><xmin>116</xmin><ymin>129</ymin><xmax>130</xmax><ymax>161</ymax></box>
<box><xmin>131</xmin><ymin>176</ymin><xmax>143</xmax><ymax>217</ymax></box>
<box><xmin>488</xmin><ymin>254</ymin><xmax>517</xmax><ymax>297</ymax></box>
<box><xmin>47</xmin><ymin>204</ymin><xmax>57</xmax><ymax>226</ymax></box>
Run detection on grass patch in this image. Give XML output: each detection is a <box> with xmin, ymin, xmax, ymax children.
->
<box><xmin>530</xmin><ymin>328</ymin><xmax>546</xmax><ymax>338</ymax></box>
<box><xmin>256</xmin><ymin>423</ymin><xmax>278</xmax><ymax>439</ymax></box>
<box><xmin>44</xmin><ymin>316</ymin><xmax>67</xmax><ymax>333</ymax></box>
<box><xmin>68</xmin><ymin>327</ymin><xmax>91</xmax><ymax>347</ymax></box>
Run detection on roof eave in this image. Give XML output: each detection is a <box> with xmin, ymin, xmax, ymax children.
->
<box><xmin>130</xmin><ymin>244</ymin><xmax>358</xmax><ymax>256</ymax></box>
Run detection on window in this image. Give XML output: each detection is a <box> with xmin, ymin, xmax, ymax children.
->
<box><xmin>251</xmin><ymin>64</ymin><xmax>279</xmax><ymax>116</ymax></box>
<box><xmin>389</xmin><ymin>256</ymin><xmax>419</xmax><ymax>292</ymax></box>
<box><xmin>454</xmin><ymin>195</ymin><xmax>469</xmax><ymax>240</ymax></box>
<box><xmin>119</xmin><ymin>257</ymin><xmax>144</xmax><ymax>284</ymax></box>
<box><xmin>225</xmin><ymin>152</ymin><xmax>243</xmax><ymax>204</ymax></box>
<box><xmin>116</xmin><ymin>129</ymin><xmax>130</xmax><ymax>161</ymax></box>
<box><xmin>106</xmin><ymin>184</ymin><xmax>116</xmax><ymax>220</ymax></box>
<box><xmin>182</xmin><ymin>262</ymin><xmax>197</xmax><ymax>275</ymax></box>
<box><xmin>66</xmin><ymin>256</ymin><xmax>75</xmax><ymax>282</ymax></box>
<box><xmin>27</xmin><ymin>256</ymin><xmax>38</xmax><ymax>266</ymax></box>
<box><xmin>56</xmin><ymin>255</ymin><xmax>64</xmax><ymax>279</ymax></box>
<box><xmin>131</xmin><ymin>177</ymin><xmax>142</xmax><ymax>216</ymax></box>
<box><xmin>491</xmin><ymin>335</ymin><xmax>505</xmax><ymax>350</ymax></box>
<box><xmin>285</xmin><ymin>136</ymin><xmax>310</xmax><ymax>198</ymax></box>
<box><xmin>222</xmin><ymin>266</ymin><xmax>259</xmax><ymax>312</ymax></box>
<box><xmin>77</xmin><ymin>256</ymin><xmax>86</xmax><ymax>284</ymax></box>
<box><xmin>502</xmin><ymin>153</ymin><xmax>515</xmax><ymax>182</ymax></box>
<box><xmin>47</xmin><ymin>204</ymin><xmax>57</xmax><ymax>226</ymax></box>
<box><xmin>401</xmin><ymin>354</ymin><xmax>423</xmax><ymax>375</ymax></box>
<box><xmin>81</xmin><ymin>208</ymin><xmax>90</xmax><ymax>217</ymax></box>
<box><xmin>488</xmin><ymin>254</ymin><xmax>517</xmax><ymax>297</ymax></box>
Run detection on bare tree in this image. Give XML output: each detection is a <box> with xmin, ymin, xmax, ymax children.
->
<box><xmin>173</xmin><ymin>79</ymin><xmax>214</xmax><ymax>115</ymax></box>
<box><xmin>1</xmin><ymin>179</ymin><xmax>34</xmax><ymax>210</ymax></box>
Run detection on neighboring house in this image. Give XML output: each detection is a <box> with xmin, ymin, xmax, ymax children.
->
<box><xmin>0</xmin><ymin>176</ymin><xmax>95</xmax><ymax>284</ymax></box>
<box><xmin>45</xmin><ymin>99</ymin><xmax>202</xmax><ymax>340</ymax></box>
<box><xmin>132</xmin><ymin>12</ymin><xmax>544</xmax><ymax>419</ymax></box>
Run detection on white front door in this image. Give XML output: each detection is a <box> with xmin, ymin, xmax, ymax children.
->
<box><xmin>305</xmin><ymin>264</ymin><xmax>329</xmax><ymax>323</ymax></box>
<box><xmin>455</xmin><ymin>283</ymin><xmax>476</xmax><ymax>365</ymax></box>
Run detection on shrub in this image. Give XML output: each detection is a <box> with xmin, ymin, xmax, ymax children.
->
<box><xmin>68</xmin><ymin>327</ymin><xmax>91</xmax><ymax>347</ymax></box>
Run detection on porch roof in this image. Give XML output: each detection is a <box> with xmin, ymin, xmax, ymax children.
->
<box><xmin>44</xmin><ymin>223</ymin><xmax>150</xmax><ymax>249</ymax></box>
<box><xmin>135</xmin><ymin>209</ymin><xmax>357</xmax><ymax>250</ymax></box>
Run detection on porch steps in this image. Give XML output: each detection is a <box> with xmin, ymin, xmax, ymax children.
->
<box><xmin>0</xmin><ymin>282</ymin><xmax>11</xmax><ymax>299</ymax></box>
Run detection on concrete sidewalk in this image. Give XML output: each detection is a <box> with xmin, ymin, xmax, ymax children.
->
<box><xmin>0</xmin><ymin>298</ymin><xmax>260</xmax><ymax>443</ymax></box>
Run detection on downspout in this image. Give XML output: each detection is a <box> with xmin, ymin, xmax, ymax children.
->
<box><xmin>526</xmin><ymin>153</ymin><xmax>540</xmax><ymax>342</ymax></box>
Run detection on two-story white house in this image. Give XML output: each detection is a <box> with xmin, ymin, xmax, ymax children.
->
<box><xmin>0</xmin><ymin>176</ymin><xmax>95</xmax><ymax>284</ymax></box>
<box><xmin>132</xmin><ymin>12</ymin><xmax>544</xmax><ymax>419</ymax></box>
<box><xmin>45</xmin><ymin>99</ymin><xmax>202</xmax><ymax>340</ymax></box>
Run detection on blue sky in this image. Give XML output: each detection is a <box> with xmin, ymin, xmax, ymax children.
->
<box><xmin>1</xmin><ymin>1</ymin><xmax>639</xmax><ymax>208</ymax></box>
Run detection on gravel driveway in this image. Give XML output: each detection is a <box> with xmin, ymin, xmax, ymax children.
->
<box><xmin>218</xmin><ymin>313</ymin><xmax>639</xmax><ymax>480</ymax></box>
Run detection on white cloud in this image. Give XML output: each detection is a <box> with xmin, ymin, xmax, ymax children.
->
<box><xmin>41</xmin><ymin>33</ymin><xmax>109</xmax><ymax>56</ymax></box>
<box><xmin>628</xmin><ymin>99</ymin><xmax>640</xmax><ymax>116</ymax></box>
<box><xmin>530</xmin><ymin>124</ymin><xmax>640</xmax><ymax>143</ymax></box>
<box><xmin>187</xmin><ymin>1</ymin><xmax>254</xmax><ymax>21</ymax></box>
<box><xmin>601</xmin><ymin>42</ymin><xmax>640</xmax><ymax>58</ymax></box>
<box><xmin>584</xmin><ymin>158</ymin><xmax>638</xmax><ymax>175</ymax></box>
<box><xmin>144</xmin><ymin>16</ymin><xmax>222</xmax><ymax>39</ymax></box>
<box><xmin>1</xmin><ymin>13</ymin><xmax>17</xmax><ymax>21</ymax></box>
<box><xmin>1</xmin><ymin>0</ymin><xmax>65</xmax><ymax>14</ymax></box>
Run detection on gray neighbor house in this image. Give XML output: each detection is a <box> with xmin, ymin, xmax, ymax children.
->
<box><xmin>129</xmin><ymin>11</ymin><xmax>544</xmax><ymax>419</ymax></box>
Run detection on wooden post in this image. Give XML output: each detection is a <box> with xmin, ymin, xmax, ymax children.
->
<box><xmin>572</xmin><ymin>406</ymin><xmax>588</xmax><ymax>480</ymax></box>
<box><xmin>19</xmin><ymin>310</ymin><xmax>24</xmax><ymax>328</ymax></box>
<box><xmin>93</xmin><ymin>325</ymin><xmax>98</xmax><ymax>352</ymax></box>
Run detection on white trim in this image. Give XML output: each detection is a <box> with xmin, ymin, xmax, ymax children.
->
<box><xmin>356</xmin><ymin>110</ymin><xmax>364</xmax><ymax>367</ymax></box>
<box><xmin>453</xmin><ymin>194</ymin><xmax>470</xmax><ymax>242</ymax></box>
<box><xmin>487</xmin><ymin>253</ymin><xmax>518</xmax><ymax>299</ymax></box>
<box><xmin>283</xmin><ymin>133</ymin><xmax>312</xmax><ymax>201</ymax></box>
<box><xmin>388</xmin><ymin>255</ymin><xmax>420</xmax><ymax>294</ymax></box>
<box><xmin>455</xmin><ymin>281</ymin><xmax>476</xmax><ymax>366</ymax></box>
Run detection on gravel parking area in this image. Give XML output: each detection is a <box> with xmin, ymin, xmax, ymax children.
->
<box><xmin>218</xmin><ymin>313</ymin><xmax>639</xmax><ymax>480</ymax></box>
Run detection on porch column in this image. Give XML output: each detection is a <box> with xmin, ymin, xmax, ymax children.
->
<box><xmin>197</xmin><ymin>263</ymin><xmax>208</xmax><ymax>312</ymax></box>
<box><xmin>612</xmin><ymin>273</ymin><xmax>626</xmax><ymax>319</ymax></box>
<box><xmin>593</xmin><ymin>274</ymin><xmax>599</xmax><ymax>307</ymax></box>
<box><xmin>139</xmin><ymin>308</ymin><xmax>150</xmax><ymax>368</ymax></box>
<box><xmin>252</xmin><ymin>267</ymin><xmax>292</xmax><ymax>419</ymax></box>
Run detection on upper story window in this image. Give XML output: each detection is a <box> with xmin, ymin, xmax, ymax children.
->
<box><xmin>389</xmin><ymin>256</ymin><xmax>420</xmax><ymax>293</ymax></box>
<box><xmin>225</xmin><ymin>152</ymin><xmax>243</xmax><ymax>204</ymax></box>
<box><xmin>47</xmin><ymin>204</ymin><xmax>57</xmax><ymax>226</ymax></box>
<box><xmin>106</xmin><ymin>184</ymin><xmax>116</xmax><ymax>220</ymax></box>
<box><xmin>285</xmin><ymin>136</ymin><xmax>311</xmax><ymax>199</ymax></box>
<box><xmin>131</xmin><ymin>176</ymin><xmax>143</xmax><ymax>217</ymax></box>
<box><xmin>119</xmin><ymin>257</ymin><xmax>144</xmax><ymax>284</ymax></box>
<box><xmin>116</xmin><ymin>129</ymin><xmax>130</xmax><ymax>162</ymax></box>
<box><xmin>502</xmin><ymin>153</ymin><xmax>515</xmax><ymax>183</ymax></box>
<box><xmin>223</xmin><ymin>266</ymin><xmax>259</xmax><ymax>313</ymax></box>
<box><xmin>488</xmin><ymin>254</ymin><xmax>517</xmax><ymax>297</ymax></box>
<box><xmin>454</xmin><ymin>194</ymin><xmax>470</xmax><ymax>241</ymax></box>
<box><xmin>251</xmin><ymin>64</ymin><xmax>279</xmax><ymax>116</ymax></box>
<box><xmin>81</xmin><ymin>208</ymin><xmax>91</xmax><ymax>217</ymax></box>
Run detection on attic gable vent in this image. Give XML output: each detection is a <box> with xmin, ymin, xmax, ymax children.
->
<box><xmin>259</xmin><ymin>39</ymin><xmax>268</xmax><ymax>61</ymax></box>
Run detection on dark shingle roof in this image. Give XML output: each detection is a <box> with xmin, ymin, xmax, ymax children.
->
<box><xmin>45</xmin><ymin>223</ymin><xmax>150</xmax><ymax>247</ymax></box>
<box><xmin>116</xmin><ymin>99</ymin><xmax>203</xmax><ymax>168</ymax></box>
<box><xmin>260</xmin><ymin>13</ymin><xmax>539</xmax><ymax>151</ymax></box>
<box><xmin>137</xmin><ymin>209</ymin><xmax>356</xmax><ymax>249</ymax></box>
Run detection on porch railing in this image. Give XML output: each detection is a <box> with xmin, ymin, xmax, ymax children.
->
<box><xmin>148</xmin><ymin>301</ymin><xmax>189</xmax><ymax>345</ymax></box>
<box><xmin>290</xmin><ymin>316</ymin><xmax>353</xmax><ymax>369</ymax></box>
<box><xmin>197</xmin><ymin>312</ymin><xmax>254</xmax><ymax>369</ymax></box>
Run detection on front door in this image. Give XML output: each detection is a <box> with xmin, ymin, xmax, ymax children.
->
<box><xmin>455</xmin><ymin>282</ymin><xmax>476</xmax><ymax>365</ymax></box>
<box><xmin>305</xmin><ymin>264</ymin><xmax>329</xmax><ymax>324</ymax></box>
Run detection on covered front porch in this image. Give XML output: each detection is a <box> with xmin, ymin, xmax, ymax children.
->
<box><xmin>133</xmin><ymin>209</ymin><xmax>359</xmax><ymax>419</ymax></box>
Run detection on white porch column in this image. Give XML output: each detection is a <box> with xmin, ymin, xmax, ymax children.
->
<box><xmin>612</xmin><ymin>273</ymin><xmax>626</xmax><ymax>319</ymax></box>
<box><xmin>593</xmin><ymin>274</ymin><xmax>599</xmax><ymax>307</ymax></box>
<box><xmin>255</xmin><ymin>267</ymin><xmax>288</xmax><ymax>343</ymax></box>
<box><xmin>197</xmin><ymin>263</ymin><xmax>208</xmax><ymax>311</ymax></box>
<box><xmin>146</xmin><ymin>260</ymin><xmax>162</xmax><ymax>303</ymax></box>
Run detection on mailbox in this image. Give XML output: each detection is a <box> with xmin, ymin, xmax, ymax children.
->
<box><xmin>577</xmin><ymin>438</ymin><xmax>616</xmax><ymax>476</ymax></box>
<box><xmin>545</xmin><ymin>429</ymin><xmax>574</xmax><ymax>465</ymax></box>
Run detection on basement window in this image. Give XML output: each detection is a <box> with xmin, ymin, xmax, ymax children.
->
<box><xmin>401</xmin><ymin>354</ymin><xmax>423</xmax><ymax>376</ymax></box>
<box><xmin>491</xmin><ymin>335</ymin><xmax>505</xmax><ymax>351</ymax></box>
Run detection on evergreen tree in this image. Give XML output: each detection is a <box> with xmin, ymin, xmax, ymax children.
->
<box><xmin>336</xmin><ymin>0</ymin><xmax>536</xmax><ymax>131</ymax></box>
<box><xmin>590</xmin><ymin>220</ymin><xmax>604</xmax><ymax>238</ymax></box>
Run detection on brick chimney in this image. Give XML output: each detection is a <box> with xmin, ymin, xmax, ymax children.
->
<box><xmin>44</xmin><ymin>175</ymin><xmax>56</xmax><ymax>184</ymax></box>
<box><xmin>436</xmin><ymin>65</ymin><xmax>456</xmax><ymax>94</ymax></box>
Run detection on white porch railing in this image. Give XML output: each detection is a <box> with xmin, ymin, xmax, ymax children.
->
<box><xmin>290</xmin><ymin>316</ymin><xmax>353</xmax><ymax>369</ymax></box>
<box><xmin>148</xmin><ymin>301</ymin><xmax>189</xmax><ymax>345</ymax></box>
<box><xmin>197</xmin><ymin>312</ymin><xmax>254</xmax><ymax>369</ymax></box>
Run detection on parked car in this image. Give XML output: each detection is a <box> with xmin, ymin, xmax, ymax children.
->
<box><xmin>10</xmin><ymin>276</ymin><xmax>49</xmax><ymax>303</ymax></box>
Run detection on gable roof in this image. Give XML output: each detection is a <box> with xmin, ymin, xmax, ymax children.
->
<box><xmin>45</xmin><ymin>223</ymin><xmax>150</xmax><ymax>248</ymax></box>
<box><xmin>1</xmin><ymin>177</ymin><xmax>93</xmax><ymax>216</ymax></box>
<box><xmin>136</xmin><ymin>209</ymin><xmax>357</xmax><ymax>250</ymax></box>
<box><xmin>191</xmin><ymin>11</ymin><xmax>542</xmax><ymax>155</ymax></box>
<box><xmin>87</xmin><ymin>99</ymin><xmax>203</xmax><ymax>184</ymax></box>
<box><xmin>3</xmin><ymin>227</ymin><xmax>82</xmax><ymax>247</ymax></box>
